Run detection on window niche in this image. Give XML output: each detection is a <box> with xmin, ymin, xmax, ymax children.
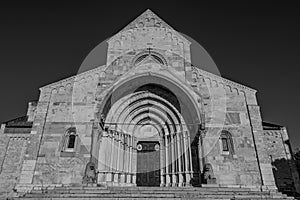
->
<box><xmin>60</xmin><ymin>127</ymin><xmax>78</xmax><ymax>157</ymax></box>
<box><xmin>219</xmin><ymin>130</ymin><xmax>235</xmax><ymax>156</ymax></box>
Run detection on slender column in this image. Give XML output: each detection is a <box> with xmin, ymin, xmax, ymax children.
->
<box><xmin>132</xmin><ymin>137</ymin><xmax>137</xmax><ymax>185</ymax></box>
<box><xmin>176</xmin><ymin>132</ymin><xmax>184</xmax><ymax>186</ymax></box>
<box><xmin>187</xmin><ymin>132</ymin><xmax>193</xmax><ymax>179</ymax></box>
<box><xmin>174</xmin><ymin>133</ymin><xmax>179</xmax><ymax>185</ymax></box>
<box><xmin>160</xmin><ymin>136</ymin><xmax>165</xmax><ymax>187</ymax></box>
<box><xmin>170</xmin><ymin>133</ymin><xmax>177</xmax><ymax>186</ymax></box>
<box><xmin>114</xmin><ymin>132</ymin><xmax>121</xmax><ymax>184</ymax></box>
<box><xmin>198</xmin><ymin>133</ymin><xmax>204</xmax><ymax>175</ymax></box>
<box><xmin>106</xmin><ymin>130</ymin><xmax>114</xmax><ymax>183</ymax></box>
<box><xmin>97</xmin><ymin>131</ymin><xmax>109</xmax><ymax>184</ymax></box>
<box><xmin>126</xmin><ymin>135</ymin><xmax>132</xmax><ymax>184</ymax></box>
<box><xmin>120</xmin><ymin>133</ymin><xmax>126</xmax><ymax>184</ymax></box>
<box><xmin>183</xmin><ymin>131</ymin><xmax>191</xmax><ymax>186</ymax></box>
<box><xmin>165</xmin><ymin>134</ymin><xmax>171</xmax><ymax>186</ymax></box>
<box><xmin>179</xmin><ymin>133</ymin><xmax>186</xmax><ymax>183</ymax></box>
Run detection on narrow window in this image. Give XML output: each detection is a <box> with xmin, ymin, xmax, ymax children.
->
<box><xmin>61</xmin><ymin>127</ymin><xmax>77</xmax><ymax>153</ymax></box>
<box><xmin>221</xmin><ymin>137</ymin><xmax>229</xmax><ymax>151</ymax></box>
<box><xmin>220</xmin><ymin>130</ymin><xmax>234</xmax><ymax>155</ymax></box>
<box><xmin>67</xmin><ymin>134</ymin><xmax>76</xmax><ymax>149</ymax></box>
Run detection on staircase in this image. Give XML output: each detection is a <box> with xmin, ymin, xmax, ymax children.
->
<box><xmin>9</xmin><ymin>186</ymin><xmax>296</xmax><ymax>200</ymax></box>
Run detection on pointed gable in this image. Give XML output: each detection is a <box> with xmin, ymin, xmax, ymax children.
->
<box><xmin>121</xmin><ymin>9</ymin><xmax>177</xmax><ymax>33</ymax></box>
<box><xmin>107</xmin><ymin>9</ymin><xmax>190</xmax><ymax>44</ymax></box>
<box><xmin>106</xmin><ymin>9</ymin><xmax>191</xmax><ymax>67</ymax></box>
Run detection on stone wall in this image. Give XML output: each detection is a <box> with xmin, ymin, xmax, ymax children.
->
<box><xmin>0</xmin><ymin>108</ymin><xmax>34</xmax><ymax>197</ymax></box>
<box><xmin>0</xmin><ymin>135</ymin><xmax>29</xmax><ymax>198</ymax></box>
<box><xmin>10</xmin><ymin>9</ymin><xmax>284</xmax><ymax>191</ymax></box>
<box><xmin>29</xmin><ymin>67</ymin><xmax>103</xmax><ymax>186</ymax></box>
<box><xmin>263</xmin><ymin>127</ymin><xmax>300</xmax><ymax>194</ymax></box>
<box><xmin>194</xmin><ymin>73</ymin><xmax>262</xmax><ymax>187</ymax></box>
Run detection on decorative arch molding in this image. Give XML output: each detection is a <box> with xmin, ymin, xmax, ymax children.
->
<box><xmin>96</xmin><ymin>91</ymin><xmax>195</xmax><ymax>187</ymax></box>
<box><xmin>94</xmin><ymin>71</ymin><xmax>204</xmax><ymax>187</ymax></box>
<box><xmin>96</xmin><ymin>71</ymin><xmax>204</xmax><ymax>138</ymax></box>
<box><xmin>104</xmin><ymin>91</ymin><xmax>185</xmax><ymax>136</ymax></box>
<box><xmin>131</xmin><ymin>50</ymin><xmax>169</xmax><ymax>66</ymax></box>
<box><xmin>191</xmin><ymin>66</ymin><xmax>256</xmax><ymax>96</ymax></box>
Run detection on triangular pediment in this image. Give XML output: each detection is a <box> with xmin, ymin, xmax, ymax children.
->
<box><xmin>121</xmin><ymin>9</ymin><xmax>175</xmax><ymax>32</ymax></box>
<box><xmin>108</xmin><ymin>9</ymin><xmax>190</xmax><ymax>44</ymax></box>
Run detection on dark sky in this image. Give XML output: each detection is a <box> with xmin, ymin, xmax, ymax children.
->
<box><xmin>0</xmin><ymin>2</ymin><xmax>299</xmax><ymax>149</ymax></box>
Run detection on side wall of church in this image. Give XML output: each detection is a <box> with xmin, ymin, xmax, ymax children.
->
<box><xmin>247</xmin><ymin>105</ymin><xmax>278</xmax><ymax>190</ymax></box>
<box><xmin>193</xmin><ymin>73</ymin><xmax>262</xmax><ymax>187</ymax></box>
<box><xmin>0</xmin><ymin>136</ymin><xmax>28</xmax><ymax>198</ymax></box>
<box><xmin>23</xmin><ymin>68</ymin><xmax>104</xmax><ymax>186</ymax></box>
<box><xmin>0</xmin><ymin>119</ymin><xmax>31</xmax><ymax>198</ymax></box>
<box><xmin>263</xmin><ymin>128</ymin><xmax>300</xmax><ymax>194</ymax></box>
<box><xmin>194</xmin><ymin>70</ymin><xmax>283</xmax><ymax>190</ymax></box>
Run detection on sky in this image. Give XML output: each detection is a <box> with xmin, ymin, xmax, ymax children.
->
<box><xmin>0</xmin><ymin>1</ymin><xmax>299</xmax><ymax>149</ymax></box>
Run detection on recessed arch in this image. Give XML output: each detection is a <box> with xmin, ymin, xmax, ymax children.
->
<box><xmin>95</xmin><ymin>71</ymin><xmax>203</xmax><ymax>187</ymax></box>
<box><xmin>105</xmin><ymin>92</ymin><xmax>182</xmax><ymax>136</ymax></box>
<box><xmin>132</xmin><ymin>50</ymin><xmax>168</xmax><ymax>66</ymax></box>
<box><xmin>98</xmin><ymin>72</ymin><xmax>203</xmax><ymax>139</ymax></box>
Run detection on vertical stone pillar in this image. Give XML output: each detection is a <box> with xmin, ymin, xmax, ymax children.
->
<box><xmin>91</xmin><ymin>122</ymin><xmax>100</xmax><ymax>165</ymax></box>
<box><xmin>106</xmin><ymin>130</ymin><xmax>114</xmax><ymax>184</ymax></box>
<box><xmin>160</xmin><ymin>136</ymin><xmax>165</xmax><ymax>187</ymax></box>
<box><xmin>198</xmin><ymin>131</ymin><xmax>205</xmax><ymax>176</ymax></box>
<box><xmin>177</xmin><ymin>132</ymin><xmax>184</xmax><ymax>186</ymax></box>
<box><xmin>170</xmin><ymin>133</ymin><xmax>177</xmax><ymax>186</ymax></box>
<box><xmin>120</xmin><ymin>133</ymin><xmax>126</xmax><ymax>184</ymax></box>
<box><xmin>18</xmin><ymin>87</ymin><xmax>51</xmax><ymax>188</ymax></box>
<box><xmin>97</xmin><ymin>131</ymin><xmax>109</xmax><ymax>184</ymax></box>
<box><xmin>165</xmin><ymin>134</ymin><xmax>171</xmax><ymax>186</ymax></box>
<box><xmin>132</xmin><ymin>137</ymin><xmax>137</xmax><ymax>185</ymax></box>
<box><xmin>114</xmin><ymin>132</ymin><xmax>121</xmax><ymax>184</ymax></box>
<box><xmin>247</xmin><ymin>103</ymin><xmax>277</xmax><ymax>190</ymax></box>
<box><xmin>183</xmin><ymin>131</ymin><xmax>191</xmax><ymax>186</ymax></box>
<box><xmin>127</xmin><ymin>135</ymin><xmax>133</xmax><ymax>185</ymax></box>
<box><xmin>187</xmin><ymin>132</ymin><xmax>193</xmax><ymax>180</ymax></box>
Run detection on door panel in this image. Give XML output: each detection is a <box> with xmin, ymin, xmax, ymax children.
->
<box><xmin>136</xmin><ymin>142</ymin><xmax>160</xmax><ymax>186</ymax></box>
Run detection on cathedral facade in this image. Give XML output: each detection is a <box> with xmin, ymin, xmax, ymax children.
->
<box><xmin>0</xmin><ymin>9</ymin><xmax>299</xmax><ymax>198</ymax></box>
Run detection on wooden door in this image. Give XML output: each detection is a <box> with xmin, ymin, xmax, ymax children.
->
<box><xmin>136</xmin><ymin>142</ymin><xmax>160</xmax><ymax>186</ymax></box>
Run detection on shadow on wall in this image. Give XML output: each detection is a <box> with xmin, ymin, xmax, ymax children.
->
<box><xmin>271</xmin><ymin>157</ymin><xmax>300</xmax><ymax>197</ymax></box>
<box><xmin>295</xmin><ymin>150</ymin><xmax>300</xmax><ymax>180</ymax></box>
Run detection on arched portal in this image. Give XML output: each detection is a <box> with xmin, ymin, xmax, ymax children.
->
<box><xmin>98</xmin><ymin>72</ymin><xmax>203</xmax><ymax>137</ymax></box>
<box><xmin>96</xmin><ymin>73</ymin><xmax>203</xmax><ymax>187</ymax></box>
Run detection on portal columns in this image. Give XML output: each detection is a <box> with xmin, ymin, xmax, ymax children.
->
<box><xmin>165</xmin><ymin>134</ymin><xmax>171</xmax><ymax>186</ymax></box>
<box><xmin>98</xmin><ymin>129</ymin><xmax>194</xmax><ymax>187</ymax></box>
<box><xmin>176</xmin><ymin>132</ymin><xmax>184</xmax><ymax>186</ymax></box>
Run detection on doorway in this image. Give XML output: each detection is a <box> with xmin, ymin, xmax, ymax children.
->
<box><xmin>136</xmin><ymin>141</ymin><xmax>160</xmax><ymax>186</ymax></box>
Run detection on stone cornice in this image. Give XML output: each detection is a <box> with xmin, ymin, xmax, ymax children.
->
<box><xmin>39</xmin><ymin>65</ymin><xmax>106</xmax><ymax>90</ymax></box>
<box><xmin>193</xmin><ymin>66</ymin><xmax>257</xmax><ymax>94</ymax></box>
<box><xmin>107</xmin><ymin>9</ymin><xmax>191</xmax><ymax>45</ymax></box>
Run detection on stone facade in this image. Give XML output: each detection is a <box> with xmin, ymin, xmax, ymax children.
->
<box><xmin>262</xmin><ymin>122</ymin><xmax>300</xmax><ymax>195</ymax></box>
<box><xmin>0</xmin><ymin>9</ymin><xmax>299</xmax><ymax>199</ymax></box>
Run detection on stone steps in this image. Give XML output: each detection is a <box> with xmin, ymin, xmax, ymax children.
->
<box><xmin>11</xmin><ymin>186</ymin><xmax>295</xmax><ymax>200</ymax></box>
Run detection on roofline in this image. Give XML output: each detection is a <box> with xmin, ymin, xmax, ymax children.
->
<box><xmin>194</xmin><ymin>66</ymin><xmax>257</xmax><ymax>93</ymax></box>
<box><xmin>39</xmin><ymin>65</ymin><xmax>106</xmax><ymax>90</ymax></box>
<box><xmin>262</xmin><ymin>121</ymin><xmax>285</xmax><ymax>128</ymax></box>
<box><xmin>106</xmin><ymin>9</ymin><xmax>191</xmax><ymax>45</ymax></box>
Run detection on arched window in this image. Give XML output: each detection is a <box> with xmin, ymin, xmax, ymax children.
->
<box><xmin>67</xmin><ymin>134</ymin><xmax>76</xmax><ymax>149</ymax></box>
<box><xmin>62</xmin><ymin>127</ymin><xmax>78</xmax><ymax>152</ymax></box>
<box><xmin>132</xmin><ymin>50</ymin><xmax>168</xmax><ymax>66</ymax></box>
<box><xmin>220</xmin><ymin>130</ymin><xmax>234</xmax><ymax>155</ymax></box>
